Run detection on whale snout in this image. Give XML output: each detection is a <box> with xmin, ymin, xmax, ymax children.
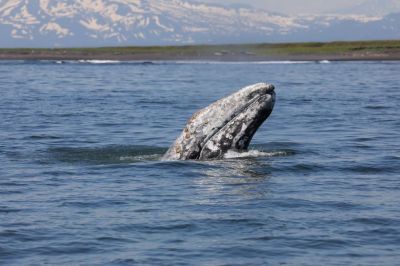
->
<box><xmin>244</xmin><ymin>83</ymin><xmax>275</xmax><ymax>112</ymax></box>
<box><xmin>244</xmin><ymin>83</ymin><xmax>275</xmax><ymax>102</ymax></box>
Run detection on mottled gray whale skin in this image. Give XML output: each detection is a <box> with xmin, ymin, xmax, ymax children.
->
<box><xmin>163</xmin><ymin>83</ymin><xmax>276</xmax><ymax>160</ymax></box>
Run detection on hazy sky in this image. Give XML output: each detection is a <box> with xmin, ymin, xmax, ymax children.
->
<box><xmin>199</xmin><ymin>0</ymin><xmax>366</xmax><ymax>14</ymax></box>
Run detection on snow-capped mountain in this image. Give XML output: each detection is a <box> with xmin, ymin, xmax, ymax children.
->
<box><xmin>0</xmin><ymin>0</ymin><xmax>399</xmax><ymax>48</ymax></box>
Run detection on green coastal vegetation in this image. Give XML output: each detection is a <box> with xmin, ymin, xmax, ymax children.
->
<box><xmin>1</xmin><ymin>40</ymin><xmax>400</xmax><ymax>60</ymax></box>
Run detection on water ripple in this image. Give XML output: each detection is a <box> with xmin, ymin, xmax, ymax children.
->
<box><xmin>1</xmin><ymin>61</ymin><xmax>399</xmax><ymax>265</ymax></box>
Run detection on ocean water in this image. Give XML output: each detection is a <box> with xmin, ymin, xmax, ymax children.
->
<box><xmin>0</xmin><ymin>60</ymin><xmax>399</xmax><ymax>265</ymax></box>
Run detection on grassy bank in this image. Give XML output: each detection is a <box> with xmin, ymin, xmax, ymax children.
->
<box><xmin>1</xmin><ymin>40</ymin><xmax>400</xmax><ymax>60</ymax></box>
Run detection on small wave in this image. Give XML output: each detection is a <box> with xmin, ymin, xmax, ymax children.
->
<box><xmin>58</xmin><ymin>60</ymin><xmax>157</xmax><ymax>65</ymax></box>
<box><xmin>224</xmin><ymin>149</ymin><xmax>291</xmax><ymax>159</ymax></box>
<box><xmin>141</xmin><ymin>61</ymin><xmax>155</xmax><ymax>65</ymax></box>
<box><xmin>318</xmin><ymin>60</ymin><xmax>331</xmax><ymax>64</ymax></box>
<box><xmin>11</xmin><ymin>60</ymin><xmax>318</xmax><ymax>66</ymax></box>
<box><xmin>170</xmin><ymin>60</ymin><xmax>314</xmax><ymax>65</ymax></box>
<box><xmin>119</xmin><ymin>154</ymin><xmax>161</xmax><ymax>162</ymax></box>
<box><xmin>364</xmin><ymin>105</ymin><xmax>389</xmax><ymax>110</ymax></box>
<box><xmin>255</xmin><ymin>61</ymin><xmax>312</xmax><ymax>64</ymax></box>
<box><xmin>49</xmin><ymin>145</ymin><xmax>166</xmax><ymax>164</ymax></box>
<box><xmin>77</xmin><ymin>59</ymin><xmax>121</xmax><ymax>64</ymax></box>
<box><xmin>0</xmin><ymin>207</ymin><xmax>21</xmax><ymax>213</ymax></box>
<box><xmin>27</xmin><ymin>134</ymin><xmax>62</xmax><ymax>140</ymax></box>
<box><xmin>172</xmin><ymin>60</ymin><xmax>313</xmax><ymax>65</ymax></box>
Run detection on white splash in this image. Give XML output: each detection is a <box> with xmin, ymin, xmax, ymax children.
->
<box><xmin>171</xmin><ymin>61</ymin><xmax>314</xmax><ymax>65</ymax></box>
<box><xmin>255</xmin><ymin>61</ymin><xmax>313</xmax><ymax>64</ymax></box>
<box><xmin>224</xmin><ymin>150</ymin><xmax>289</xmax><ymax>159</ymax></box>
<box><xmin>77</xmin><ymin>60</ymin><xmax>121</xmax><ymax>64</ymax></box>
<box><xmin>119</xmin><ymin>154</ymin><xmax>161</xmax><ymax>162</ymax></box>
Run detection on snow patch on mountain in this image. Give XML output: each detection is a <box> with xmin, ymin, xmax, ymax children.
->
<box><xmin>0</xmin><ymin>0</ymin><xmax>398</xmax><ymax>47</ymax></box>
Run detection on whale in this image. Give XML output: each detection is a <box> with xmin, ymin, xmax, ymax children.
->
<box><xmin>163</xmin><ymin>83</ymin><xmax>276</xmax><ymax>160</ymax></box>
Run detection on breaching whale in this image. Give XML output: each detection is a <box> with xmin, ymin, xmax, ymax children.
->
<box><xmin>163</xmin><ymin>83</ymin><xmax>276</xmax><ymax>160</ymax></box>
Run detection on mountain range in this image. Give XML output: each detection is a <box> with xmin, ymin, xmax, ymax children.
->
<box><xmin>0</xmin><ymin>0</ymin><xmax>399</xmax><ymax>48</ymax></box>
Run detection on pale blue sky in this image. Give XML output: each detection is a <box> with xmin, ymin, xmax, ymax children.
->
<box><xmin>199</xmin><ymin>0</ymin><xmax>366</xmax><ymax>14</ymax></box>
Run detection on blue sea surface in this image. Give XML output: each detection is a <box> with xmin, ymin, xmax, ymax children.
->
<box><xmin>0</xmin><ymin>60</ymin><xmax>399</xmax><ymax>265</ymax></box>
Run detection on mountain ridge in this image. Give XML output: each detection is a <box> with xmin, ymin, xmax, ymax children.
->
<box><xmin>0</xmin><ymin>0</ymin><xmax>399</xmax><ymax>48</ymax></box>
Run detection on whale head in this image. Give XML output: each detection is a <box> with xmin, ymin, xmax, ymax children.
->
<box><xmin>163</xmin><ymin>83</ymin><xmax>276</xmax><ymax>160</ymax></box>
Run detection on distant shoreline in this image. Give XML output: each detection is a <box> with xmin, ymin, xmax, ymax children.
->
<box><xmin>1</xmin><ymin>40</ymin><xmax>400</xmax><ymax>61</ymax></box>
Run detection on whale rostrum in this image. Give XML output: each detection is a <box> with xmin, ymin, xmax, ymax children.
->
<box><xmin>163</xmin><ymin>83</ymin><xmax>276</xmax><ymax>160</ymax></box>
